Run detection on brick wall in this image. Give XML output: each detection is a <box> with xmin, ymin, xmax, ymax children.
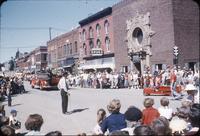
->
<box><xmin>172</xmin><ymin>0</ymin><xmax>199</xmax><ymax>67</ymax></box>
<box><xmin>112</xmin><ymin>0</ymin><xmax>177</xmax><ymax>71</ymax></box>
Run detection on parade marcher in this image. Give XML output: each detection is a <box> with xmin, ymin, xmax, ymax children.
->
<box><xmin>57</xmin><ymin>72</ymin><xmax>71</xmax><ymax>114</ymax></box>
<box><xmin>170</xmin><ymin>68</ymin><xmax>182</xmax><ymax>100</ymax></box>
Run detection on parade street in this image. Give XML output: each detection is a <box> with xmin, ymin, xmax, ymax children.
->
<box><xmin>3</xmin><ymin>81</ymin><xmax>182</xmax><ymax>135</ymax></box>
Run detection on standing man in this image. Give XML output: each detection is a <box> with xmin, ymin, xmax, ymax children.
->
<box><xmin>57</xmin><ymin>72</ymin><xmax>71</xmax><ymax>114</ymax></box>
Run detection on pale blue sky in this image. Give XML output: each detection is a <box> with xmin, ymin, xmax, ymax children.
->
<box><xmin>0</xmin><ymin>0</ymin><xmax>120</xmax><ymax>63</ymax></box>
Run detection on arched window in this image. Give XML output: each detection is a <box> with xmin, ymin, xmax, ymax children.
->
<box><xmin>64</xmin><ymin>45</ymin><xmax>67</xmax><ymax>55</ymax></box>
<box><xmin>96</xmin><ymin>39</ymin><xmax>101</xmax><ymax>48</ymax></box>
<box><xmin>89</xmin><ymin>27</ymin><xmax>93</xmax><ymax>38</ymax></box>
<box><xmin>96</xmin><ymin>24</ymin><xmax>101</xmax><ymax>37</ymax></box>
<box><xmin>105</xmin><ymin>37</ymin><xmax>110</xmax><ymax>52</ymax></box>
<box><xmin>74</xmin><ymin>41</ymin><xmax>78</xmax><ymax>53</ymax></box>
<box><xmin>104</xmin><ymin>20</ymin><xmax>109</xmax><ymax>34</ymax></box>
<box><xmin>89</xmin><ymin>41</ymin><xmax>94</xmax><ymax>49</ymax></box>
<box><xmin>70</xmin><ymin>43</ymin><xmax>72</xmax><ymax>54</ymax></box>
<box><xmin>82</xmin><ymin>29</ymin><xmax>86</xmax><ymax>41</ymax></box>
<box><xmin>79</xmin><ymin>32</ymin><xmax>82</xmax><ymax>42</ymax></box>
<box><xmin>67</xmin><ymin>44</ymin><xmax>69</xmax><ymax>55</ymax></box>
<box><xmin>83</xmin><ymin>43</ymin><xmax>87</xmax><ymax>55</ymax></box>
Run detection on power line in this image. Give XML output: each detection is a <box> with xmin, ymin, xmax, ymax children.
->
<box><xmin>1</xmin><ymin>27</ymin><xmax>67</xmax><ymax>31</ymax></box>
<box><xmin>7</xmin><ymin>0</ymin><xmax>116</xmax><ymax>1</ymax></box>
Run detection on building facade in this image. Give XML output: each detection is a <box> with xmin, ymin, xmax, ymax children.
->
<box><xmin>34</xmin><ymin>46</ymin><xmax>48</xmax><ymax>71</ymax></box>
<box><xmin>15</xmin><ymin>46</ymin><xmax>47</xmax><ymax>72</ymax></box>
<box><xmin>78</xmin><ymin>7</ymin><xmax>115</xmax><ymax>72</ymax></box>
<box><xmin>47</xmin><ymin>28</ymin><xmax>79</xmax><ymax>74</ymax></box>
<box><xmin>112</xmin><ymin>0</ymin><xmax>199</xmax><ymax>73</ymax></box>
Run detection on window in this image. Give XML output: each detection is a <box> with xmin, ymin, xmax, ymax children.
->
<box><xmin>79</xmin><ymin>32</ymin><xmax>82</xmax><ymax>42</ymax></box>
<box><xmin>48</xmin><ymin>53</ymin><xmax>51</xmax><ymax>63</ymax></box>
<box><xmin>70</xmin><ymin>43</ymin><xmax>72</xmax><ymax>54</ymax></box>
<box><xmin>104</xmin><ymin>20</ymin><xmax>109</xmax><ymax>34</ymax></box>
<box><xmin>41</xmin><ymin>54</ymin><xmax>47</xmax><ymax>61</ymax></box>
<box><xmin>96</xmin><ymin>24</ymin><xmax>101</xmax><ymax>37</ymax></box>
<box><xmin>74</xmin><ymin>41</ymin><xmax>78</xmax><ymax>53</ymax></box>
<box><xmin>89</xmin><ymin>41</ymin><xmax>94</xmax><ymax>49</ymax></box>
<box><xmin>132</xmin><ymin>27</ymin><xmax>143</xmax><ymax>45</ymax></box>
<box><xmin>67</xmin><ymin>44</ymin><xmax>69</xmax><ymax>55</ymax></box>
<box><xmin>83</xmin><ymin>43</ymin><xmax>87</xmax><ymax>55</ymax></box>
<box><xmin>97</xmin><ymin>39</ymin><xmax>101</xmax><ymax>48</ymax></box>
<box><xmin>89</xmin><ymin>27</ymin><xmax>93</xmax><ymax>38</ymax></box>
<box><xmin>105</xmin><ymin>37</ymin><xmax>110</xmax><ymax>52</ymax></box>
<box><xmin>82</xmin><ymin>29</ymin><xmax>86</xmax><ymax>41</ymax></box>
<box><xmin>64</xmin><ymin>45</ymin><xmax>67</xmax><ymax>55</ymax></box>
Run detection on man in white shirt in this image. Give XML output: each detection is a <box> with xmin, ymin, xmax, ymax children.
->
<box><xmin>57</xmin><ymin>72</ymin><xmax>70</xmax><ymax>114</ymax></box>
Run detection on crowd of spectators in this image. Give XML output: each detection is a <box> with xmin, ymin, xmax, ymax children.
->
<box><xmin>68</xmin><ymin>66</ymin><xmax>199</xmax><ymax>91</ymax></box>
<box><xmin>1</xmin><ymin>96</ymin><xmax>199</xmax><ymax>136</ymax></box>
<box><xmin>0</xmin><ymin>73</ymin><xmax>26</xmax><ymax>104</ymax></box>
<box><xmin>0</xmin><ymin>65</ymin><xmax>199</xmax><ymax>135</ymax></box>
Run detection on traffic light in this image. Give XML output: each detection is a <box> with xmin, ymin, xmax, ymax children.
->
<box><xmin>173</xmin><ymin>46</ymin><xmax>179</xmax><ymax>57</ymax></box>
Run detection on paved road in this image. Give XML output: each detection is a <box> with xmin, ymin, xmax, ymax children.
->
<box><xmin>3</xmin><ymin>81</ymin><xmax>182</xmax><ymax>135</ymax></box>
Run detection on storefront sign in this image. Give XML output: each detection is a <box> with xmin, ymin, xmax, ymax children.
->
<box><xmin>91</xmin><ymin>48</ymin><xmax>103</xmax><ymax>56</ymax></box>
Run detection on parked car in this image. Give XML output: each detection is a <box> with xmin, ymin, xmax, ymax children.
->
<box><xmin>143</xmin><ymin>85</ymin><xmax>182</xmax><ymax>96</ymax></box>
<box><xmin>31</xmin><ymin>72</ymin><xmax>61</xmax><ymax>90</ymax></box>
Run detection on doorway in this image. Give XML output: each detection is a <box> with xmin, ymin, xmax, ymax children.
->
<box><xmin>134</xmin><ymin>62</ymin><xmax>141</xmax><ymax>74</ymax></box>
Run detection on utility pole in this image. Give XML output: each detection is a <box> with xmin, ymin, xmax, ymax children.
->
<box><xmin>49</xmin><ymin>27</ymin><xmax>52</xmax><ymax>40</ymax></box>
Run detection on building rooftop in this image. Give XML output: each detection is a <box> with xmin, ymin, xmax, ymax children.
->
<box><xmin>79</xmin><ymin>7</ymin><xmax>112</xmax><ymax>26</ymax></box>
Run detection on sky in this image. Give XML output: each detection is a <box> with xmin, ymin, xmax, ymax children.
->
<box><xmin>0</xmin><ymin>0</ymin><xmax>121</xmax><ymax>63</ymax></box>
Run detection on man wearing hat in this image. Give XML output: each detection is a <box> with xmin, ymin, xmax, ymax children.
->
<box><xmin>57</xmin><ymin>72</ymin><xmax>71</xmax><ymax>114</ymax></box>
<box><xmin>184</xmin><ymin>84</ymin><xmax>198</xmax><ymax>103</ymax></box>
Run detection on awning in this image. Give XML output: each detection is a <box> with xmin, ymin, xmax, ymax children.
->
<box><xmin>78</xmin><ymin>63</ymin><xmax>115</xmax><ymax>70</ymax></box>
<box><xmin>63</xmin><ymin>64</ymin><xmax>74</xmax><ymax>68</ymax></box>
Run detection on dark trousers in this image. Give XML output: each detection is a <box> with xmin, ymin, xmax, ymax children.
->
<box><xmin>8</xmin><ymin>94</ymin><xmax>12</xmax><ymax>106</ymax></box>
<box><xmin>61</xmin><ymin>89</ymin><xmax>68</xmax><ymax>113</ymax></box>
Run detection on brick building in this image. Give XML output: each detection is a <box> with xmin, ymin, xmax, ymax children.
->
<box><xmin>15</xmin><ymin>46</ymin><xmax>47</xmax><ymax>72</ymax></box>
<box><xmin>34</xmin><ymin>46</ymin><xmax>48</xmax><ymax>71</ymax></box>
<box><xmin>47</xmin><ymin>28</ymin><xmax>79</xmax><ymax>74</ymax></box>
<box><xmin>78</xmin><ymin>7</ymin><xmax>115</xmax><ymax>72</ymax></box>
<box><xmin>112</xmin><ymin>0</ymin><xmax>199</xmax><ymax>73</ymax></box>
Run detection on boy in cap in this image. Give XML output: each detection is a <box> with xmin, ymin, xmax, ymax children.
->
<box><xmin>121</xmin><ymin>106</ymin><xmax>142</xmax><ymax>135</ymax></box>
